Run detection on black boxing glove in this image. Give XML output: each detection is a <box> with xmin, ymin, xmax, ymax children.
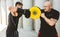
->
<box><xmin>17</xmin><ymin>8</ymin><xmax>24</xmax><ymax>17</ymax></box>
<box><xmin>23</xmin><ymin>9</ymin><xmax>30</xmax><ymax>18</ymax></box>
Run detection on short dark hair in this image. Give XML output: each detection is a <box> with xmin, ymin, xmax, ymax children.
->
<box><xmin>15</xmin><ymin>2</ymin><xmax>23</xmax><ymax>6</ymax></box>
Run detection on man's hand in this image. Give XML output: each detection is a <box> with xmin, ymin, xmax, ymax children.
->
<box><xmin>8</xmin><ymin>6</ymin><xmax>18</xmax><ymax>16</ymax></box>
<box><xmin>8</xmin><ymin>6</ymin><xmax>17</xmax><ymax>12</ymax></box>
<box><xmin>41</xmin><ymin>13</ymin><xmax>46</xmax><ymax>18</ymax></box>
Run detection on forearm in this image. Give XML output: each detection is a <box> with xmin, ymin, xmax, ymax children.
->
<box><xmin>9</xmin><ymin>6</ymin><xmax>18</xmax><ymax>16</ymax></box>
<box><xmin>10</xmin><ymin>12</ymin><xmax>18</xmax><ymax>16</ymax></box>
<box><xmin>43</xmin><ymin>16</ymin><xmax>55</xmax><ymax>26</ymax></box>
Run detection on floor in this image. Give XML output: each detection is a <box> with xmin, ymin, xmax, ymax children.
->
<box><xmin>0</xmin><ymin>24</ymin><xmax>37</xmax><ymax>37</ymax></box>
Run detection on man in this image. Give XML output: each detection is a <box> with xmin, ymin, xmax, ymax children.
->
<box><xmin>38</xmin><ymin>1</ymin><xmax>59</xmax><ymax>37</ymax></box>
<box><xmin>6</xmin><ymin>2</ymin><xmax>23</xmax><ymax>37</ymax></box>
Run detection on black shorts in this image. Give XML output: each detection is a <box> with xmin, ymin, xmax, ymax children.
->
<box><xmin>38</xmin><ymin>31</ymin><xmax>58</xmax><ymax>37</ymax></box>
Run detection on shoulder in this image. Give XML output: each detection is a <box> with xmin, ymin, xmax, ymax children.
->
<box><xmin>51</xmin><ymin>9</ymin><xmax>59</xmax><ymax>14</ymax></box>
<box><xmin>51</xmin><ymin>9</ymin><xmax>59</xmax><ymax>20</ymax></box>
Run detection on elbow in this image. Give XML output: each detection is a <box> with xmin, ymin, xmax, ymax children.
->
<box><xmin>49</xmin><ymin>23</ymin><xmax>55</xmax><ymax>27</ymax></box>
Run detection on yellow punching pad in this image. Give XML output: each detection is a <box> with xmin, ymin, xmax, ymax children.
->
<box><xmin>29</xmin><ymin>6</ymin><xmax>41</xmax><ymax>20</ymax></box>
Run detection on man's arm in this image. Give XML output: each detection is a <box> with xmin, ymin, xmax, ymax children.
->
<box><xmin>9</xmin><ymin>6</ymin><xmax>18</xmax><ymax>16</ymax></box>
<box><xmin>41</xmin><ymin>13</ymin><xmax>57</xmax><ymax>26</ymax></box>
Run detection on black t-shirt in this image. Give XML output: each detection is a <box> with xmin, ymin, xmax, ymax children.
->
<box><xmin>6</xmin><ymin>8</ymin><xmax>23</xmax><ymax>33</ymax></box>
<box><xmin>40</xmin><ymin>9</ymin><xmax>59</xmax><ymax>37</ymax></box>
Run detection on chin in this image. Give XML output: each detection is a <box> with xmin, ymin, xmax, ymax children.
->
<box><xmin>44</xmin><ymin>10</ymin><xmax>47</xmax><ymax>12</ymax></box>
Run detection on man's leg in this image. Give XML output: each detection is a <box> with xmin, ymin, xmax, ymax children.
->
<box><xmin>6</xmin><ymin>31</ymin><xmax>14</xmax><ymax>37</ymax></box>
<box><xmin>14</xmin><ymin>30</ymin><xmax>19</xmax><ymax>37</ymax></box>
<box><xmin>56</xmin><ymin>33</ymin><xmax>58</xmax><ymax>37</ymax></box>
<box><xmin>38</xmin><ymin>31</ymin><xmax>40</xmax><ymax>37</ymax></box>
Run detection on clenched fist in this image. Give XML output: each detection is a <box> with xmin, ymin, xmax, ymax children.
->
<box><xmin>41</xmin><ymin>13</ymin><xmax>46</xmax><ymax>18</ymax></box>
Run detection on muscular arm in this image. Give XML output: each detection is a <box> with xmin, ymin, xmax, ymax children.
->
<box><xmin>43</xmin><ymin>17</ymin><xmax>57</xmax><ymax>26</ymax></box>
<box><xmin>9</xmin><ymin>6</ymin><xmax>18</xmax><ymax>16</ymax></box>
<box><xmin>41</xmin><ymin>13</ymin><xmax>58</xmax><ymax>26</ymax></box>
<box><xmin>9</xmin><ymin>6</ymin><xmax>23</xmax><ymax>17</ymax></box>
<box><xmin>10</xmin><ymin>12</ymin><xmax>18</xmax><ymax>16</ymax></box>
